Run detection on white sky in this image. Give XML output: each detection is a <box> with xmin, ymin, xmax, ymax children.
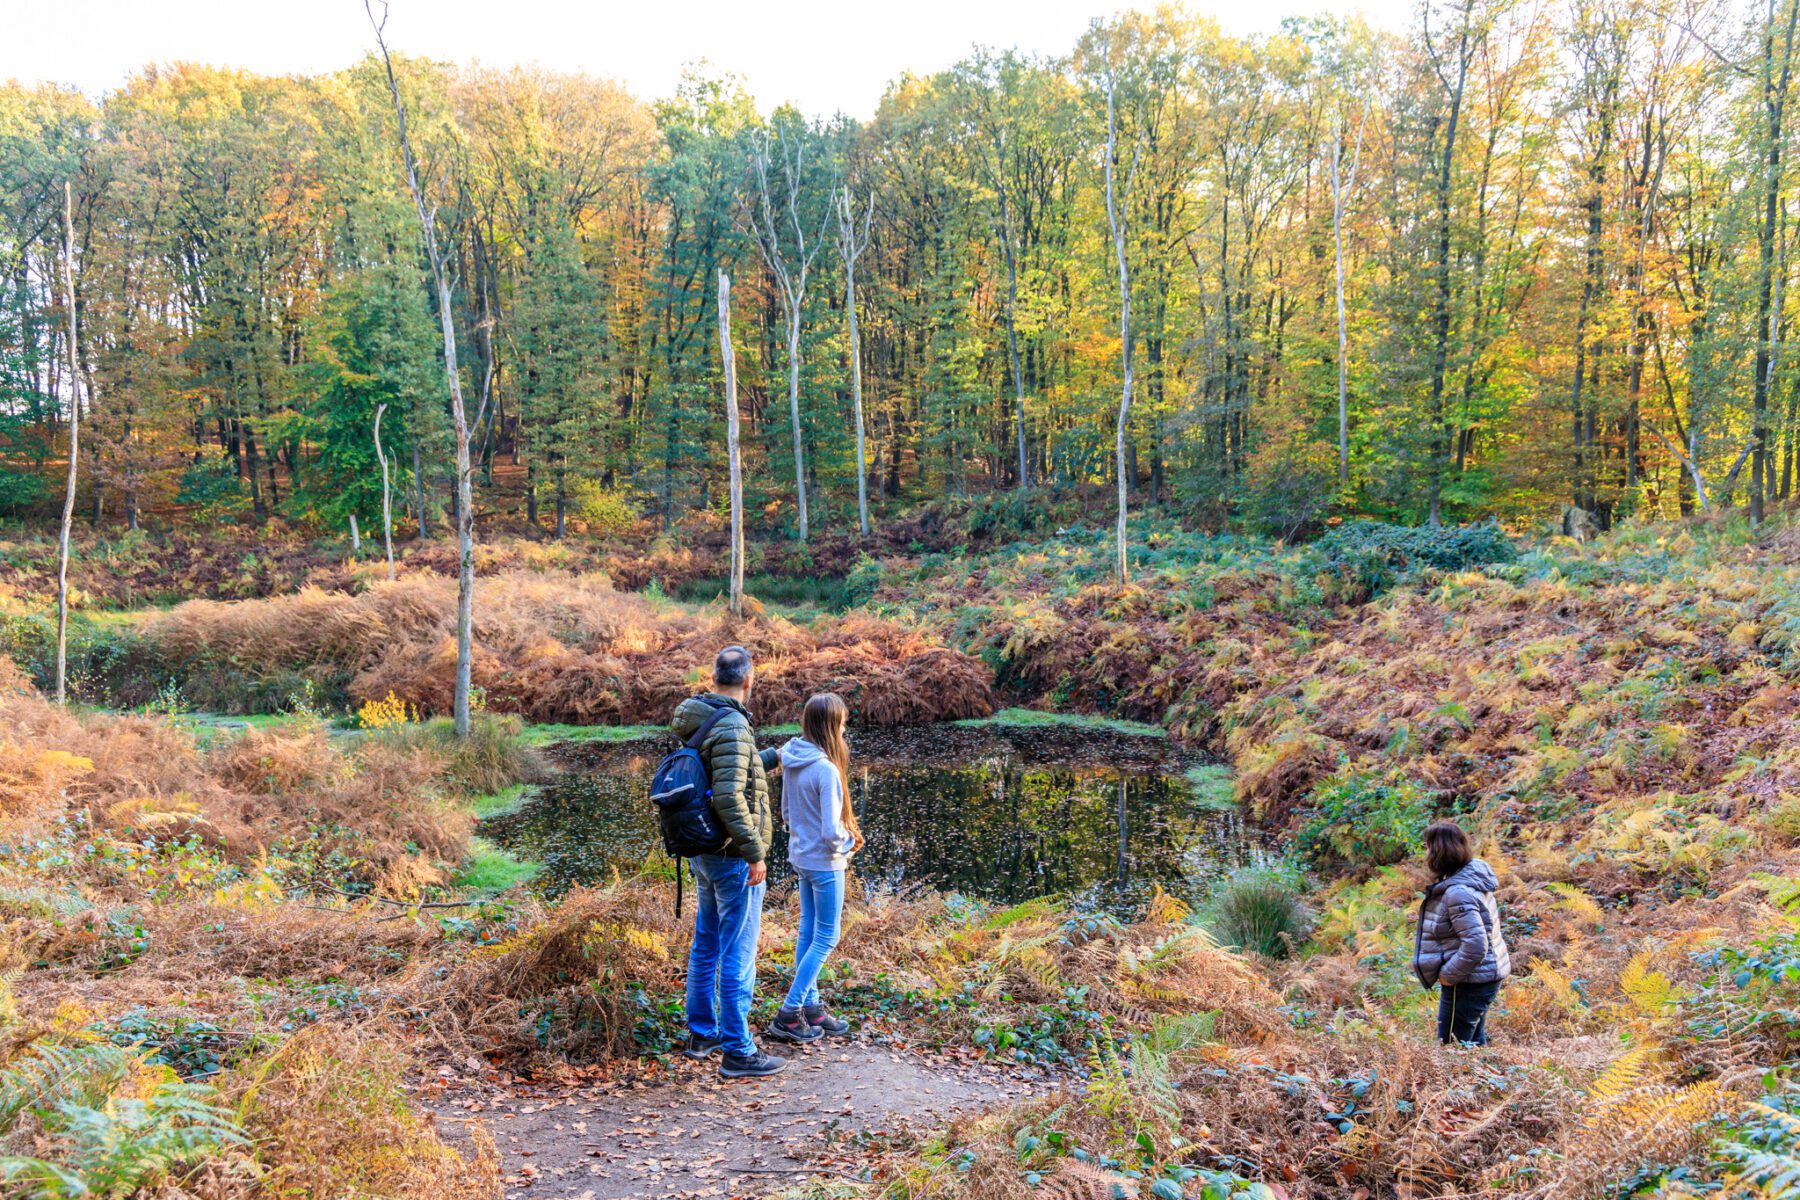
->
<box><xmin>7</xmin><ymin>0</ymin><xmax>1415</xmax><ymax>118</ymax></box>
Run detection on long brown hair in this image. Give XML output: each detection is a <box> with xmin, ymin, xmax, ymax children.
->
<box><xmin>1424</xmin><ymin>820</ymin><xmax>1473</xmax><ymax>880</ymax></box>
<box><xmin>802</xmin><ymin>693</ymin><xmax>861</xmax><ymax>842</ymax></box>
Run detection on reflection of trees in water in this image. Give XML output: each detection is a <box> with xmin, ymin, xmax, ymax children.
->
<box><xmin>486</xmin><ymin>750</ymin><xmax>1256</xmax><ymax>916</ymax></box>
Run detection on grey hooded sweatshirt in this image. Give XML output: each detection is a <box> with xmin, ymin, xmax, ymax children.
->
<box><xmin>778</xmin><ymin>737</ymin><xmax>856</xmax><ymax>873</ymax></box>
<box><xmin>1413</xmin><ymin>858</ymin><xmax>1512</xmax><ymax>989</ymax></box>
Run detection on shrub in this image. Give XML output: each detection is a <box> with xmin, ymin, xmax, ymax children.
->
<box><xmin>1201</xmin><ymin>866</ymin><xmax>1310</xmax><ymax>959</ymax></box>
<box><xmin>0</xmin><ymin>468</ymin><xmax>45</xmax><ymax>516</ymax></box>
<box><xmin>174</xmin><ymin>451</ymin><xmax>252</xmax><ymax>523</ymax></box>
<box><xmin>570</xmin><ymin>482</ymin><xmax>641</xmax><ymax>537</ymax></box>
<box><xmin>358</xmin><ymin>690</ymin><xmax>419</xmax><ymax>731</ymax></box>
<box><xmin>842</xmin><ymin>553</ymin><xmax>886</xmax><ymax>607</ymax></box>
<box><xmin>1314</xmin><ymin>519</ymin><xmax>1517</xmax><ymax>598</ymax></box>
<box><xmin>225</xmin><ymin>1024</ymin><xmax>501</xmax><ymax>1199</ymax></box>
<box><xmin>1291</xmin><ymin>768</ymin><xmax>1436</xmax><ymax>870</ymax></box>
<box><xmin>439</xmin><ymin>713</ymin><xmax>539</xmax><ymax>797</ymax></box>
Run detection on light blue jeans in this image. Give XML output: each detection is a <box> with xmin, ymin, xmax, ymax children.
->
<box><xmin>686</xmin><ymin>854</ymin><xmax>765</xmax><ymax>1057</ymax></box>
<box><xmin>784</xmin><ymin>867</ymin><xmax>845</xmax><ymax>1010</ymax></box>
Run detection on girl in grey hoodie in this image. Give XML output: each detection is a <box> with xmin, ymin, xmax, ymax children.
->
<box><xmin>767</xmin><ymin>693</ymin><xmax>863</xmax><ymax>1043</ymax></box>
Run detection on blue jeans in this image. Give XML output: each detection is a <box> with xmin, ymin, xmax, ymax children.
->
<box><xmin>1438</xmin><ymin>979</ymin><xmax>1500</xmax><ymax>1045</ymax></box>
<box><xmin>686</xmin><ymin>855</ymin><xmax>765</xmax><ymax>1057</ymax></box>
<box><xmin>784</xmin><ymin>867</ymin><xmax>845</xmax><ymax>1009</ymax></box>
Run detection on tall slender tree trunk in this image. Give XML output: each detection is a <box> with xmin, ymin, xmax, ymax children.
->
<box><xmin>1754</xmin><ymin>0</ymin><xmax>1800</xmax><ymax>522</ymax></box>
<box><xmin>413</xmin><ymin>440</ymin><xmax>429</xmax><ymax>538</ymax></box>
<box><xmin>1331</xmin><ymin>103</ymin><xmax>1367</xmax><ymax>487</ymax></box>
<box><xmin>1424</xmin><ymin>11</ymin><xmax>1473</xmax><ymax>525</ymax></box>
<box><xmin>1105</xmin><ymin>75</ymin><xmax>1133</xmax><ymax>587</ymax></box>
<box><xmin>998</xmin><ymin>192</ymin><xmax>1029</xmax><ymax>490</ymax></box>
<box><xmin>836</xmin><ymin>186</ymin><xmax>873</xmax><ymax>536</ymax></box>
<box><xmin>55</xmin><ymin>182</ymin><xmax>80</xmax><ymax>706</ymax></box>
<box><xmin>719</xmin><ymin>271</ymin><xmax>744</xmax><ymax>618</ymax></box>
<box><xmin>786</xmin><ymin>320</ymin><xmax>807</xmax><ymax>541</ymax></box>
<box><xmin>846</xmin><ymin>257</ymin><xmax>868</xmax><ymax>537</ymax></box>
<box><xmin>371</xmin><ymin>1</ymin><xmax>476</xmax><ymax>737</ymax></box>
<box><xmin>375</xmin><ymin>403</ymin><xmax>395</xmax><ymax>581</ymax></box>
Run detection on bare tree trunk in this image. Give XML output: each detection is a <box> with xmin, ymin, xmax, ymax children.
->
<box><xmin>349</xmin><ymin>514</ymin><xmax>361</xmax><ymax>554</ymax></box>
<box><xmin>1105</xmin><ymin>74</ymin><xmax>1134</xmax><ymax>587</ymax></box>
<box><xmin>1423</xmin><ymin>2</ymin><xmax>1475</xmax><ymax>525</ymax></box>
<box><xmin>374</xmin><ymin>402</ymin><xmax>395</xmax><ymax>580</ymax></box>
<box><xmin>745</xmin><ymin>129</ymin><xmax>826</xmax><ymax>543</ymax></box>
<box><xmin>55</xmin><ymin>181</ymin><xmax>80</xmax><ymax>706</ymax></box>
<box><xmin>997</xmin><ymin>187</ymin><xmax>1029</xmax><ymax>490</ymax></box>
<box><xmin>370</xmin><ymin>1</ymin><xmax>480</xmax><ymax>737</ymax></box>
<box><xmin>1331</xmin><ymin>102</ymin><xmax>1367</xmax><ymax>487</ymax></box>
<box><xmin>787</xmin><ymin>321</ymin><xmax>807</xmax><ymax>542</ymax></box>
<box><xmin>1755</xmin><ymin>0</ymin><xmax>1800</xmax><ymax>522</ymax></box>
<box><xmin>719</xmin><ymin>271</ymin><xmax>744</xmax><ymax>618</ymax></box>
<box><xmin>836</xmin><ymin>186</ymin><xmax>873</xmax><ymax>537</ymax></box>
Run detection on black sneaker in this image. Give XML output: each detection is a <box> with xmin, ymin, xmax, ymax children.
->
<box><xmin>766</xmin><ymin>1008</ymin><xmax>823</xmax><ymax>1044</ymax></box>
<box><xmin>804</xmin><ymin>1005</ymin><xmax>851</xmax><ymax>1037</ymax></box>
<box><xmin>719</xmin><ymin>1050</ymin><xmax>786</xmax><ymax>1078</ymax></box>
<box><xmin>682</xmin><ymin>1033</ymin><xmax>723</xmax><ymax>1060</ymax></box>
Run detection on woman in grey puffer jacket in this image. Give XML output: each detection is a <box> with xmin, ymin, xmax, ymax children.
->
<box><xmin>1414</xmin><ymin>820</ymin><xmax>1511</xmax><ymax>1045</ymax></box>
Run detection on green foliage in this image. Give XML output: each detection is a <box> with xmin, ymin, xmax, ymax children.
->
<box><xmin>1313</xmin><ymin>520</ymin><xmax>1518</xmax><ymax>599</ymax></box>
<box><xmin>0</xmin><ymin>1042</ymin><xmax>246</xmax><ymax>1198</ymax></box>
<box><xmin>174</xmin><ymin>452</ymin><xmax>251</xmax><ymax>523</ymax></box>
<box><xmin>0</xmin><ymin>467</ymin><xmax>45</xmax><ymax>515</ymax></box>
<box><xmin>1292</xmin><ymin>767</ymin><xmax>1436</xmax><ymax>870</ymax></box>
<box><xmin>1201</xmin><ymin>865</ymin><xmax>1310</xmax><ymax>959</ymax></box>
<box><xmin>570</xmin><ymin>483</ymin><xmax>642</xmax><ymax>536</ymax></box>
<box><xmin>842</xmin><ymin>553</ymin><xmax>886</xmax><ymax>606</ymax></box>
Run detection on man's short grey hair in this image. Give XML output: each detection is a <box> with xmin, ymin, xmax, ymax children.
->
<box><xmin>714</xmin><ymin>645</ymin><xmax>752</xmax><ymax>687</ymax></box>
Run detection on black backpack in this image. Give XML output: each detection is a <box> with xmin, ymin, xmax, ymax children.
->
<box><xmin>650</xmin><ymin>705</ymin><xmax>734</xmax><ymax>913</ymax></box>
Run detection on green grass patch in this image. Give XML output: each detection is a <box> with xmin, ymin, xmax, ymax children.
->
<box><xmin>453</xmin><ymin>837</ymin><xmax>539</xmax><ymax>892</ymax></box>
<box><xmin>518</xmin><ymin>722</ymin><xmax>666</xmax><ymax>747</ymax></box>
<box><xmin>469</xmin><ymin>783</ymin><xmax>532</xmax><ymax>820</ymax></box>
<box><xmin>953</xmin><ymin>707</ymin><xmax>1167</xmax><ymax>738</ymax></box>
<box><xmin>1183</xmin><ymin>763</ymin><xmax>1238</xmax><ymax>810</ymax></box>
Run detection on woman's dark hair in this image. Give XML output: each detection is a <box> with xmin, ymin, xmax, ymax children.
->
<box><xmin>1424</xmin><ymin>820</ymin><xmax>1473</xmax><ymax>879</ymax></box>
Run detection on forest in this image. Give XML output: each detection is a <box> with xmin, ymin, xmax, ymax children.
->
<box><xmin>9</xmin><ymin>0</ymin><xmax>1800</xmax><ymax>539</ymax></box>
<box><xmin>2</xmin><ymin>2</ymin><xmax>1800</xmax><ymax>1200</ymax></box>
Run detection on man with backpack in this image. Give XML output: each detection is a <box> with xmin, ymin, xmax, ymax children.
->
<box><xmin>665</xmin><ymin>645</ymin><xmax>785</xmax><ymax>1079</ymax></box>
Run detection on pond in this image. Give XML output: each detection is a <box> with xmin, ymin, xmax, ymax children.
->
<box><xmin>484</xmin><ymin>721</ymin><xmax>1263</xmax><ymax>918</ymax></box>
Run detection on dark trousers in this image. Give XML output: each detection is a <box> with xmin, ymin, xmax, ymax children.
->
<box><xmin>1437</xmin><ymin>979</ymin><xmax>1500</xmax><ymax>1045</ymax></box>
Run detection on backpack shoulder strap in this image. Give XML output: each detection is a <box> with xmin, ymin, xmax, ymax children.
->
<box><xmin>685</xmin><ymin>703</ymin><xmax>735</xmax><ymax>751</ymax></box>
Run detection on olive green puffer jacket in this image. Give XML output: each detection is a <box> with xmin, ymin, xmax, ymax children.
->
<box><xmin>671</xmin><ymin>694</ymin><xmax>779</xmax><ymax>863</ymax></box>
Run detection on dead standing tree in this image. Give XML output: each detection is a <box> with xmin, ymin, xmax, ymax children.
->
<box><xmin>744</xmin><ymin>125</ymin><xmax>829</xmax><ymax>543</ymax></box>
<box><xmin>834</xmin><ymin>185</ymin><xmax>874</xmax><ymax>538</ymax></box>
<box><xmin>1331</xmin><ymin>99</ymin><xmax>1369</xmax><ymax>487</ymax></box>
<box><xmin>55</xmin><ymin>181</ymin><xmax>80</xmax><ymax>706</ymax></box>
<box><xmin>970</xmin><ymin>76</ymin><xmax>1031</xmax><ymax>491</ymax></box>
<box><xmin>718</xmin><ymin>270</ymin><xmax>744</xmax><ymax>618</ymax></box>
<box><xmin>367</xmin><ymin>0</ymin><xmax>486</xmax><ymax>737</ymax></box>
<box><xmin>374</xmin><ymin>402</ymin><xmax>395</xmax><ymax>581</ymax></box>
<box><xmin>1103</xmin><ymin>65</ymin><xmax>1142</xmax><ymax>587</ymax></box>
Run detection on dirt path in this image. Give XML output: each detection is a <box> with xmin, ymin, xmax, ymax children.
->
<box><xmin>425</xmin><ymin>1038</ymin><xmax>1048</xmax><ymax>1200</ymax></box>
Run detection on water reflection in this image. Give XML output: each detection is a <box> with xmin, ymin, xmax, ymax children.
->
<box><xmin>485</xmin><ymin>737</ymin><xmax>1259</xmax><ymax>918</ymax></box>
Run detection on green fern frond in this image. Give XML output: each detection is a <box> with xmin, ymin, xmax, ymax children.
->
<box><xmin>0</xmin><ymin>1042</ymin><xmax>135</xmax><ymax>1127</ymax></box>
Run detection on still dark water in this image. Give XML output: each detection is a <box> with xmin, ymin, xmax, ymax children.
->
<box><xmin>485</xmin><ymin>725</ymin><xmax>1260</xmax><ymax>917</ymax></box>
